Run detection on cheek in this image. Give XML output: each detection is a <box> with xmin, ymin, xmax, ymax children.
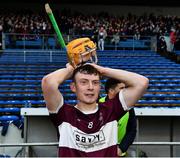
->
<box><xmin>76</xmin><ymin>85</ymin><xmax>86</xmax><ymax>93</ymax></box>
<box><xmin>114</xmin><ymin>89</ymin><xmax>120</xmax><ymax>95</ymax></box>
<box><xmin>95</xmin><ymin>86</ymin><xmax>101</xmax><ymax>93</ymax></box>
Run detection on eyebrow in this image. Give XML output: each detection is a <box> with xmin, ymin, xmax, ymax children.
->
<box><xmin>79</xmin><ymin>78</ymin><xmax>100</xmax><ymax>82</ymax></box>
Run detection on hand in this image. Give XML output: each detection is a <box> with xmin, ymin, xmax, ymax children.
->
<box><xmin>117</xmin><ymin>147</ymin><xmax>122</xmax><ymax>156</ymax></box>
<box><xmin>66</xmin><ymin>63</ymin><xmax>75</xmax><ymax>78</ymax></box>
<box><xmin>66</xmin><ymin>63</ymin><xmax>74</xmax><ymax>72</ymax></box>
<box><xmin>87</xmin><ymin>63</ymin><xmax>106</xmax><ymax>75</ymax></box>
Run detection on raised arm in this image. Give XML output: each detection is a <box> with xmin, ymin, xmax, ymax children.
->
<box><xmin>41</xmin><ymin>63</ymin><xmax>74</xmax><ymax>112</ymax></box>
<box><xmin>90</xmin><ymin>64</ymin><xmax>149</xmax><ymax>108</ymax></box>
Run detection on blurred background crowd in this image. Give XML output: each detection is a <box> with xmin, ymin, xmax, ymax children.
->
<box><xmin>0</xmin><ymin>9</ymin><xmax>179</xmax><ymax>39</ymax></box>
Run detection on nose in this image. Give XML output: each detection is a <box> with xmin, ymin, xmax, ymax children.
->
<box><xmin>88</xmin><ymin>82</ymin><xmax>94</xmax><ymax>90</ymax></box>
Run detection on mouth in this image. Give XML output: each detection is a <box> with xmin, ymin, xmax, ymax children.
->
<box><xmin>85</xmin><ymin>94</ymin><xmax>94</xmax><ymax>97</ymax></box>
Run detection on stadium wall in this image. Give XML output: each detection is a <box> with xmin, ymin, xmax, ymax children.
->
<box><xmin>1</xmin><ymin>2</ymin><xmax>180</xmax><ymax>16</ymax></box>
<box><xmin>59</xmin><ymin>4</ymin><xmax>180</xmax><ymax>16</ymax></box>
<box><xmin>18</xmin><ymin>108</ymin><xmax>180</xmax><ymax>157</ymax></box>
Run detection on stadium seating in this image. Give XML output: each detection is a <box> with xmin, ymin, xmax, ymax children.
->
<box><xmin>0</xmin><ymin>49</ymin><xmax>180</xmax><ymax>117</ymax></box>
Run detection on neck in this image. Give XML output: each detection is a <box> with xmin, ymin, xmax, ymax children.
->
<box><xmin>108</xmin><ymin>94</ymin><xmax>114</xmax><ymax>99</ymax></box>
<box><xmin>76</xmin><ymin>102</ymin><xmax>97</xmax><ymax>113</ymax></box>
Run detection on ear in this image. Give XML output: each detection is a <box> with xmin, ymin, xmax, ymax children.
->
<box><xmin>109</xmin><ymin>88</ymin><xmax>116</xmax><ymax>96</ymax></box>
<box><xmin>109</xmin><ymin>88</ymin><xmax>114</xmax><ymax>94</ymax></box>
<box><xmin>70</xmin><ymin>82</ymin><xmax>76</xmax><ymax>93</ymax></box>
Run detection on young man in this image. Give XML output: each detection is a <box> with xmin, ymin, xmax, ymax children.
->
<box><xmin>99</xmin><ymin>78</ymin><xmax>137</xmax><ymax>157</ymax></box>
<box><xmin>41</xmin><ymin>61</ymin><xmax>148</xmax><ymax>157</ymax></box>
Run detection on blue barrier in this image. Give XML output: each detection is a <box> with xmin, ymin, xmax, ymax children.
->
<box><xmin>0</xmin><ymin>107</ymin><xmax>20</xmax><ymax>113</ymax></box>
<box><xmin>0</xmin><ymin>115</ymin><xmax>19</xmax><ymax>122</ymax></box>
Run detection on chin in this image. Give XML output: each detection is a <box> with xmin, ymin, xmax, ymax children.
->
<box><xmin>81</xmin><ymin>96</ymin><xmax>98</xmax><ymax>104</ymax></box>
<box><xmin>84</xmin><ymin>100</ymin><xmax>96</xmax><ymax>104</ymax></box>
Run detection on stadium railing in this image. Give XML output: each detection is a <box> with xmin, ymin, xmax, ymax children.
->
<box><xmin>3</xmin><ymin>33</ymin><xmax>154</xmax><ymax>51</ymax></box>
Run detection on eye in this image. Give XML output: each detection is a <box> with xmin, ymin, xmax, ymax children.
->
<box><xmin>93</xmin><ymin>81</ymin><xmax>100</xmax><ymax>86</ymax></box>
<box><xmin>79</xmin><ymin>80</ymin><xmax>88</xmax><ymax>85</ymax></box>
<box><xmin>119</xmin><ymin>86</ymin><xmax>125</xmax><ymax>90</ymax></box>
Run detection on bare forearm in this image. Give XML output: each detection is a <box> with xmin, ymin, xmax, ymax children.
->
<box><xmin>42</xmin><ymin>64</ymin><xmax>74</xmax><ymax>87</ymax></box>
<box><xmin>91</xmin><ymin>64</ymin><xmax>149</xmax><ymax>107</ymax></box>
<box><xmin>45</xmin><ymin>68</ymin><xmax>72</xmax><ymax>85</ymax></box>
<box><xmin>102</xmin><ymin>67</ymin><xmax>147</xmax><ymax>87</ymax></box>
<box><xmin>92</xmin><ymin>64</ymin><xmax>148</xmax><ymax>88</ymax></box>
<box><xmin>41</xmin><ymin>64</ymin><xmax>74</xmax><ymax>112</ymax></box>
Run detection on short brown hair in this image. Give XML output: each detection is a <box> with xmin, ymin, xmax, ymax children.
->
<box><xmin>105</xmin><ymin>78</ymin><xmax>122</xmax><ymax>93</ymax></box>
<box><xmin>72</xmin><ymin>64</ymin><xmax>101</xmax><ymax>82</ymax></box>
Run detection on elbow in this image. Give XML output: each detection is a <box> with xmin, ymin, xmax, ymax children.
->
<box><xmin>139</xmin><ymin>76</ymin><xmax>149</xmax><ymax>92</ymax></box>
<box><xmin>144</xmin><ymin>77</ymin><xmax>149</xmax><ymax>88</ymax></box>
<box><xmin>41</xmin><ymin>76</ymin><xmax>48</xmax><ymax>90</ymax></box>
<box><xmin>42</xmin><ymin>75</ymin><xmax>49</xmax><ymax>86</ymax></box>
<box><xmin>142</xmin><ymin>76</ymin><xmax>149</xmax><ymax>87</ymax></box>
<box><xmin>41</xmin><ymin>75</ymin><xmax>54</xmax><ymax>90</ymax></box>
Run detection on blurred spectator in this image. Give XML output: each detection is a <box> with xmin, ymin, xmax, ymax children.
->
<box><xmin>134</xmin><ymin>29</ymin><xmax>140</xmax><ymax>40</ymax></box>
<box><xmin>98</xmin><ymin>26</ymin><xmax>107</xmax><ymax>50</ymax></box>
<box><xmin>91</xmin><ymin>27</ymin><xmax>98</xmax><ymax>46</ymax></box>
<box><xmin>158</xmin><ymin>36</ymin><xmax>167</xmax><ymax>52</ymax></box>
<box><xmin>111</xmin><ymin>30</ymin><xmax>120</xmax><ymax>46</ymax></box>
<box><xmin>169</xmin><ymin>28</ymin><xmax>177</xmax><ymax>52</ymax></box>
<box><xmin>0</xmin><ymin>23</ymin><xmax>2</xmax><ymax>50</ymax></box>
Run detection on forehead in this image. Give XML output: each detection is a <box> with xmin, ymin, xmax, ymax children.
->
<box><xmin>75</xmin><ymin>72</ymin><xmax>100</xmax><ymax>81</ymax></box>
